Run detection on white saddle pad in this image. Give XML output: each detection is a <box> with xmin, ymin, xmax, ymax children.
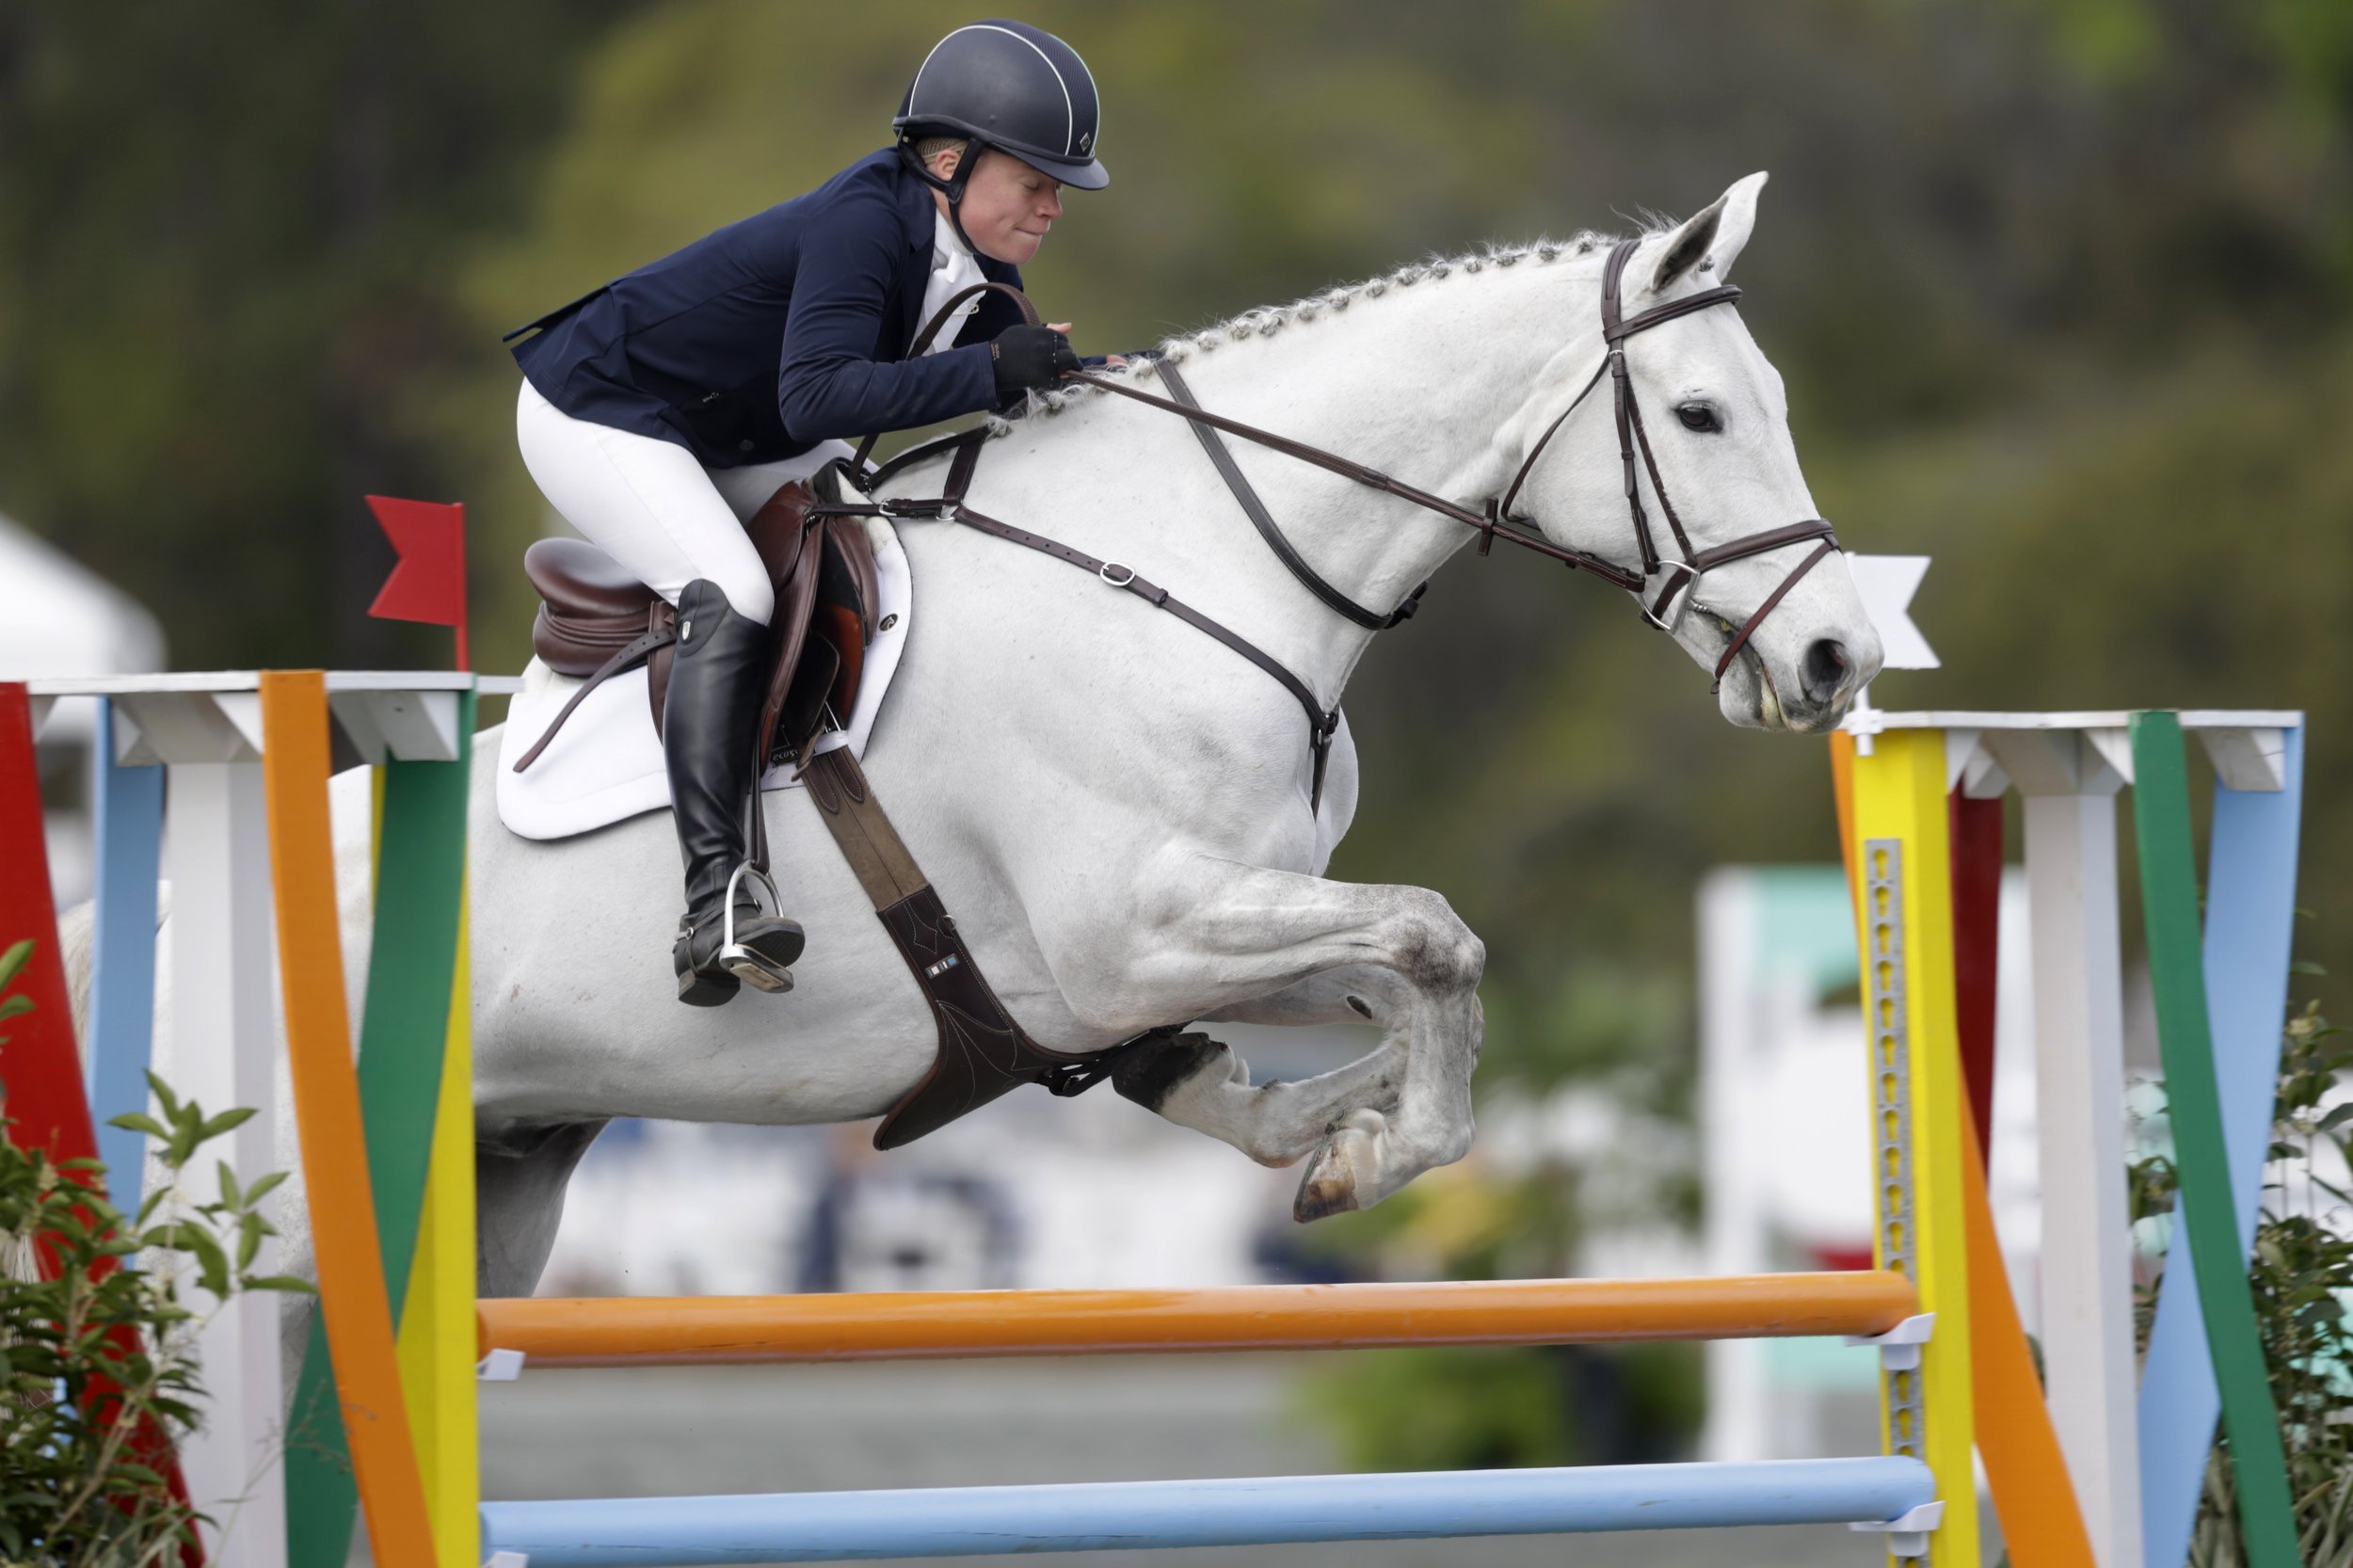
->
<box><xmin>495</xmin><ymin>511</ymin><xmax>913</xmax><ymax>841</ymax></box>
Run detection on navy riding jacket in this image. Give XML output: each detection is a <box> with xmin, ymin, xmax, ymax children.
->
<box><xmin>504</xmin><ymin>149</ymin><xmax>1025</xmax><ymax>470</ymax></box>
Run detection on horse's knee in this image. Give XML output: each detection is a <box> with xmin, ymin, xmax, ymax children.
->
<box><xmin>1384</xmin><ymin>888</ymin><xmax>1483</xmax><ymax>996</ymax></box>
<box><xmin>1416</xmin><ymin>1118</ymin><xmax>1476</xmax><ymax>1171</ymax></box>
<box><xmin>1382</xmin><ymin>1093</ymin><xmax>1476</xmax><ymax>1176</ymax></box>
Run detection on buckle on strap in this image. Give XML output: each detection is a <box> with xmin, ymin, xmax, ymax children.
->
<box><xmin>1045</xmin><ymin>1054</ymin><xmax>1125</xmax><ymax>1092</ymax></box>
<box><xmin>1640</xmin><ymin>559</ymin><xmax>1700</xmax><ymax>633</ymax></box>
<box><xmin>1037</xmin><ymin>1024</ymin><xmax>1186</xmax><ymax>1098</ymax></box>
<box><xmin>1643</xmin><ymin>519</ymin><xmax>1839</xmax><ymax>638</ymax></box>
<box><xmin>1039</xmin><ymin>1058</ymin><xmax>1116</xmax><ymax>1097</ymax></box>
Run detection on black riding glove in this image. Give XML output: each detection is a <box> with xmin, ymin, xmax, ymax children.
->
<box><xmin>990</xmin><ymin>324</ymin><xmax>1080</xmax><ymax>399</ymax></box>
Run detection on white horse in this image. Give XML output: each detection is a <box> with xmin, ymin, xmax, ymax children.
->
<box><xmin>113</xmin><ymin>173</ymin><xmax>1881</xmax><ymax>1306</ymax></box>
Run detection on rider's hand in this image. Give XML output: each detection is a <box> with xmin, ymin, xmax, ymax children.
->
<box><xmin>991</xmin><ymin>323</ymin><xmax>1081</xmax><ymax>399</ymax></box>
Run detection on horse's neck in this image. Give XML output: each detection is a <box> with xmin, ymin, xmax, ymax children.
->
<box><xmin>1080</xmin><ymin>262</ymin><xmax>1598</xmax><ymax>696</ymax></box>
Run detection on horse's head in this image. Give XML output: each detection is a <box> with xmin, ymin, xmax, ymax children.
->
<box><xmin>1506</xmin><ymin>173</ymin><xmax>1881</xmax><ymax>731</ymax></box>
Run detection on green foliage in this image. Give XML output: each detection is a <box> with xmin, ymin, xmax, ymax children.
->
<box><xmin>1305</xmin><ymin>1342</ymin><xmax>1702</xmax><ymax>1474</ymax></box>
<box><xmin>1303</xmin><ymin>1336</ymin><xmax>1704</xmax><ymax>1474</ymax></box>
<box><xmin>0</xmin><ymin>941</ymin><xmax>307</xmax><ymax>1567</ymax></box>
<box><xmin>1299</xmin><ymin>1160</ymin><xmax>1586</xmax><ymax>1288</ymax></box>
<box><xmin>1309</xmin><ymin>1347</ymin><xmax>1579</xmax><ymax>1472</ymax></box>
<box><xmin>2131</xmin><ymin>998</ymin><xmax>2353</xmax><ymax>1568</ymax></box>
<box><xmin>0</xmin><ymin>0</ymin><xmax>637</xmax><ymax>670</ymax></box>
<box><xmin>0</xmin><ymin>941</ymin><xmax>33</xmax><ymax>1029</ymax></box>
<box><xmin>1479</xmin><ymin>961</ymin><xmax>1693</xmax><ymax>1104</ymax></box>
<box><xmin>1296</xmin><ymin>1149</ymin><xmax>1703</xmax><ymax>1469</ymax></box>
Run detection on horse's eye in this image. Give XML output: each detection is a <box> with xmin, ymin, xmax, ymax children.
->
<box><xmin>1676</xmin><ymin>404</ymin><xmax>1720</xmax><ymax>433</ymax></box>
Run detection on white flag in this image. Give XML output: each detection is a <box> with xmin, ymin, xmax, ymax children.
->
<box><xmin>1845</xmin><ymin>554</ymin><xmax>1937</xmax><ymax>670</ymax></box>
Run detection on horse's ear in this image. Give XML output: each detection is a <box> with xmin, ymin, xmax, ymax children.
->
<box><xmin>1650</xmin><ymin>171</ymin><xmax>1769</xmax><ymax>294</ymax></box>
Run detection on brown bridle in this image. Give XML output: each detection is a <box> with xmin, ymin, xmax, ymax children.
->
<box><xmin>1499</xmin><ymin>238</ymin><xmax>1840</xmax><ymax>688</ymax></box>
<box><xmin>829</xmin><ymin>243</ymin><xmax>1842</xmax><ymax>810</ymax></box>
<box><xmin>1054</xmin><ymin>236</ymin><xmax>1841</xmax><ymax>694</ymax></box>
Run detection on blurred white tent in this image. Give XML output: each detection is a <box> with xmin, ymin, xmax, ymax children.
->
<box><xmin>2</xmin><ymin>511</ymin><xmax>166</xmax><ymax>904</ymax></box>
<box><xmin>0</xmin><ymin>516</ymin><xmax>165</xmax><ymax>680</ymax></box>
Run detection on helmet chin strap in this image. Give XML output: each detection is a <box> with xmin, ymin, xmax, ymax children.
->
<box><xmin>898</xmin><ymin>136</ymin><xmax>986</xmax><ymax>260</ymax></box>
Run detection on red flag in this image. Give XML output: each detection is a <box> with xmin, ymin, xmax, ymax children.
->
<box><xmin>365</xmin><ymin>495</ymin><xmax>469</xmax><ymax>669</ymax></box>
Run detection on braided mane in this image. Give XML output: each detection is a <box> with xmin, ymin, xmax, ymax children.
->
<box><xmin>993</xmin><ymin>230</ymin><xmax>1633</xmax><ymax>426</ymax></box>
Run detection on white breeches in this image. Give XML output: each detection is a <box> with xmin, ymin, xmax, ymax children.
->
<box><xmin>515</xmin><ymin>379</ymin><xmax>853</xmax><ymax>627</ymax></box>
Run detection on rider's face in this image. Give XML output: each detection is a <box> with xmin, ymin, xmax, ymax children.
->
<box><xmin>938</xmin><ymin>148</ymin><xmax>1063</xmax><ymax>265</ymax></box>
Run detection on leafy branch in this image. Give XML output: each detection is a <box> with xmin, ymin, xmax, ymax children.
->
<box><xmin>0</xmin><ymin>938</ymin><xmax>308</xmax><ymax>1568</ymax></box>
<box><xmin>2134</xmin><ymin>996</ymin><xmax>2353</xmax><ymax>1568</ymax></box>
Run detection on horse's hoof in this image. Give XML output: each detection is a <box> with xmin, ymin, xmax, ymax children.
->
<box><xmin>1293</xmin><ymin>1110</ymin><xmax>1384</xmax><ymax>1223</ymax></box>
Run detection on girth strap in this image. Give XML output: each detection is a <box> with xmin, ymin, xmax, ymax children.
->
<box><xmin>1157</xmin><ymin>360</ymin><xmax>1425</xmax><ymax>632</ymax></box>
<box><xmin>798</xmin><ymin>744</ymin><xmax>1180</xmax><ymax>1148</ymax></box>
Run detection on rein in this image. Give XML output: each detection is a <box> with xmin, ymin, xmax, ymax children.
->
<box><xmin>1057</xmin><ymin>366</ymin><xmax>1641</xmax><ymax>586</ymax></box>
<box><xmin>1060</xmin><ymin>237</ymin><xmax>1840</xmax><ymax>693</ymax></box>
<box><xmin>819</xmin><ymin>247</ymin><xmax>1842</xmax><ymax>810</ymax></box>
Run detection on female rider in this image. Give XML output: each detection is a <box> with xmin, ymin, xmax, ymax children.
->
<box><xmin>505</xmin><ymin>20</ymin><xmax>1108</xmax><ymax>1006</ymax></box>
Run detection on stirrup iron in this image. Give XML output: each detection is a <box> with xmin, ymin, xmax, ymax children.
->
<box><xmin>720</xmin><ymin>861</ymin><xmax>795</xmax><ymax>993</ymax></box>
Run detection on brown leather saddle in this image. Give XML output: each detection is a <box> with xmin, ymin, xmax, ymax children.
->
<box><xmin>513</xmin><ymin>474</ymin><xmax>880</xmax><ymax>777</ymax></box>
<box><xmin>510</xmin><ymin>464</ymin><xmax>1179</xmax><ymax>1149</ymax></box>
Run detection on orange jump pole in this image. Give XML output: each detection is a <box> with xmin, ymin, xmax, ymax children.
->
<box><xmin>481</xmin><ymin>1272</ymin><xmax>1918</xmax><ymax>1368</ymax></box>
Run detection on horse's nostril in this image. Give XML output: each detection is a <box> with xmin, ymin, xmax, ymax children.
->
<box><xmin>1801</xmin><ymin>639</ymin><xmax>1851</xmax><ymax>706</ymax></box>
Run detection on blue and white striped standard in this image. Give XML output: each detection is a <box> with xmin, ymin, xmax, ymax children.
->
<box><xmin>481</xmin><ymin>1457</ymin><xmax>1936</xmax><ymax>1566</ymax></box>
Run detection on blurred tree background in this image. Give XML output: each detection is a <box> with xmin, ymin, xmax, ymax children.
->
<box><xmin>2</xmin><ymin>0</ymin><xmax>2346</xmax><ymax>1231</ymax></box>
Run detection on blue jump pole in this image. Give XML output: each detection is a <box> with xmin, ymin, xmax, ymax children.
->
<box><xmin>481</xmin><ymin>1456</ymin><xmax>1936</xmax><ymax>1566</ymax></box>
<box><xmin>85</xmin><ymin>696</ymin><xmax>164</xmax><ymax>1204</ymax></box>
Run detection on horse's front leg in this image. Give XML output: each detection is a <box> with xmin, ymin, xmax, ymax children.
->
<box><xmin>1110</xmin><ymin>968</ymin><xmax>1410</xmax><ymax>1172</ymax></box>
<box><xmin>1046</xmin><ymin>859</ymin><xmax>1484</xmax><ymax>1221</ymax></box>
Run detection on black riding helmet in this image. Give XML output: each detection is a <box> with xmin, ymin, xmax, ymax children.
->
<box><xmin>894</xmin><ymin>20</ymin><xmax>1108</xmax><ymax>250</ymax></box>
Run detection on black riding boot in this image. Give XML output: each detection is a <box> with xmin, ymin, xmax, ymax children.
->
<box><xmin>664</xmin><ymin>580</ymin><xmax>806</xmax><ymax>1005</ymax></box>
